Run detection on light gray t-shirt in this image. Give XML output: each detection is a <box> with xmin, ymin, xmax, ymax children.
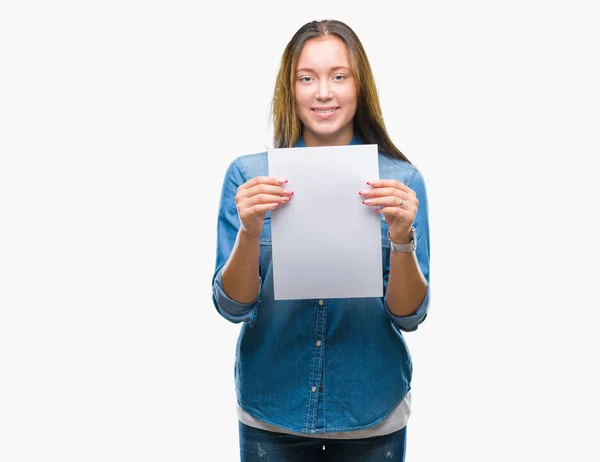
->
<box><xmin>238</xmin><ymin>391</ymin><xmax>411</xmax><ymax>440</ymax></box>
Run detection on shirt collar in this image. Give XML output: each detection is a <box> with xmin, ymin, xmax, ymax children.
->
<box><xmin>294</xmin><ymin>133</ymin><xmax>363</xmax><ymax>148</ymax></box>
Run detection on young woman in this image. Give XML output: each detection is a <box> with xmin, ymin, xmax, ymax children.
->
<box><xmin>212</xmin><ymin>19</ymin><xmax>430</xmax><ymax>462</ymax></box>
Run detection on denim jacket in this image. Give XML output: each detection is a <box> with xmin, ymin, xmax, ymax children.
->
<box><xmin>212</xmin><ymin>135</ymin><xmax>430</xmax><ymax>434</ymax></box>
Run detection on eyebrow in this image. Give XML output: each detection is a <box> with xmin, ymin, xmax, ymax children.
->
<box><xmin>295</xmin><ymin>66</ymin><xmax>351</xmax><ymax>74</ymax></box>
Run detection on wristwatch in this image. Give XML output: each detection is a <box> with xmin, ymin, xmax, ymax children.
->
<box><xmin>388</xmin><ymin>227</ymin><xmax>416</xmax><ymax>253</ymax></box>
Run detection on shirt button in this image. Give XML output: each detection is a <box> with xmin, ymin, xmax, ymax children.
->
<box><xmin>311</xmin><ymin>386</ymin><xmax>317</xmax><ymax>392</ymax></box>
<box><xmin>316</xmin><ymin>340</ymin><xmax>322</xmax><ymax>347</ymax></box>
<box><xmin>318</xmin><ymin>300</ymin><xmax>324</xmax><ymax>306</ymax></box>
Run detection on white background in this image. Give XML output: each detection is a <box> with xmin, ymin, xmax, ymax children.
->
<box><xmin>1</xmin><ymin>1</ymin><xmax>599</xmax><ymax>461</ymax></box>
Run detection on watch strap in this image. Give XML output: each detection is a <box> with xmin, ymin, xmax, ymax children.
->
<box><xmin>388</xmin><ymin>227</ymin><xmax>416</xmax><ymax>253</ymax></box>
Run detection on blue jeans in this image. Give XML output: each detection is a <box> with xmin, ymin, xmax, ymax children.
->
<box><xmin>239</xmin><ymin>422</ymin><xmax>407</xmax><ymax>462</ymax></box>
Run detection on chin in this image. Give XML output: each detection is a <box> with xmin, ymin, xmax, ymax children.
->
<box><xmin>314</xmin><ymin>126</ymin><xmax>348</xmax><ymax>140</ymax></box>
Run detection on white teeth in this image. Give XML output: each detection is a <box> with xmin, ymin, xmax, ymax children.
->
<box><xmin>314</xmin><ymin>109</ymin><xmax>336</xmax><ymax>114</ymax></box>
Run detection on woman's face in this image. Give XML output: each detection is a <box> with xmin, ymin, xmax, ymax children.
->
<box><xmin>294</xmin><ymin>35</ymin><xmax>358</xmax><ymax>147</ymax></box>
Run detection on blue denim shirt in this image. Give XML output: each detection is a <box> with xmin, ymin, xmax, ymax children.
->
<box><xmin>212</xmin><ymin>135</ymin><xmax>430</xmax><ymax>434</ymax></box>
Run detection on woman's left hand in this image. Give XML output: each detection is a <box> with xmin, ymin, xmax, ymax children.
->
<box><xmin>360</xmin><ymin>180</ymin><xmax>419</xmax><ymax>243</ymax></box>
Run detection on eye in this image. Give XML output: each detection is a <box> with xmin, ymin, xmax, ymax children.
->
<box><xmin>298</xmin><ymin>76</ymin><xmax>313</xmax><ymax>83</ymax></box>
<box><xmin>333</xmin><ymin>74</ymin><xmax>346</xmax><ymax>81</ymax></box>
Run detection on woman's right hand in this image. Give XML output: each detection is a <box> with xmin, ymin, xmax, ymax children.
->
<box><xmin>235</xmin><ymin>176</ymin><xmax>294</xmax><ymax>238</ymax></box>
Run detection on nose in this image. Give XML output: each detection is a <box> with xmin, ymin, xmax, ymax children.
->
<box><xmin>316</xmin><ymin>80</ymin><xmax>332</xmax><ymax>101</ymax></box>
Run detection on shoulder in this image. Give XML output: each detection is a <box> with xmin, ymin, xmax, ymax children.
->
<box><xmin>378</xmin><ymin>152</ymin><xmax>426</xmax><ymax>189</ymax></box>
<box><xmin>234</xmin><ymin>151</ymin><xmax>268</xmax><ymax>165</ymax></box>
<box><xmin>224</xmin><ymin>151</ymin><xmax>268</xmax><ymax>182</ymax></box>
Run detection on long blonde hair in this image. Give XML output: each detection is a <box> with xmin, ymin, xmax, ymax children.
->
<box><xmin>271</xmin><ymin>19</ymin><xmax>410</xmax><ymax>163</ymax></box>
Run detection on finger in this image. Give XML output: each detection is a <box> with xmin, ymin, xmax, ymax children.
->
<box><xmin>239</xmin><ymin>176</ymin><xmax>288</xmax><ymax>191</ymax></box>
<box><xmin>244</xmin><ymin>193</ymin><xmax>291</xmax><ymax>208</ymax></box>
<box><xmin>359</xmin><ymin>187</ymin><xmax>409</xmax><ymax>199</ymax></box>
<box><xmin>376</xmin><ymin>206</ymin><xmax>414</xmax><ymax>218</ymax></box>
<box><xmin>366</xmin><ymin>180</ymin><xmax>414</xmax><ymax>195</ymax></box>
<box><xmin>362</xmin><ymin>196</ymin><xmax>408</xmax><ymax>208</ymax></box>
<box><xmin>245</xmin><ymin>183</ymin><xmax>294</xmax><ymax>199</ymax></box>
<box><xmin>240</xmin><ymin>202</ymin><xmax>281</xmax><ymax>217</ymax></box>
<box><xmin>370</xmin><ymin>196</ymin><xmax>419</xmax><ymax>209</ymax></box>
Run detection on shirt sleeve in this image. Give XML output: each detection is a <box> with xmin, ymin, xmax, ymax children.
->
<box><xmin>384</xmin><ymin>167</ymin><xmax>431</xmax><ymax>332</ymax></box>
<box><xmin>211</xmin><ymin>157</ymin><xmax>260</xmax><ymax>325</ymax></box>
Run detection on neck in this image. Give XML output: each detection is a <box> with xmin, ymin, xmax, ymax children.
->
<box><xmin>303</xmin><ymin>129</ymin><xmax>354</xmax><ymax>147</ymax></box>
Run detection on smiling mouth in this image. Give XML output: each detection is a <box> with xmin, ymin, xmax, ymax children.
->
<box><xmin>312</xmin><ymin>108</ymin><xmax>338</xmax><ymax>114</ymax></box>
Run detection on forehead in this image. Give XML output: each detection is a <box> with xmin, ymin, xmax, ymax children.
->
<box><xmin>296</xmin><ymin>35</ymin><xmax>351</xmax><ymax>70</ymax></box>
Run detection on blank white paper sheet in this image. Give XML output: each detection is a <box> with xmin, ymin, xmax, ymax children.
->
<box><xmin>267</xmin><ymin>144</ymin><xmax>383</xmax><ymax>300</ymax></box>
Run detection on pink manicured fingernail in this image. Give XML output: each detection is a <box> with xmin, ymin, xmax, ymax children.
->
<box><xmin>362</xmin><ymin>199</ymin><xmax>373</xmax><ymax>205</ymax></box>
<box><xmin>283</xmin><ymin>190</ymin><xmax>294</xmax><ymax>195</ymax></box>
<box><xmin>277</xmin><ymin>178</ymin><xmax>288</xmax><ymax>184</ymax></box>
